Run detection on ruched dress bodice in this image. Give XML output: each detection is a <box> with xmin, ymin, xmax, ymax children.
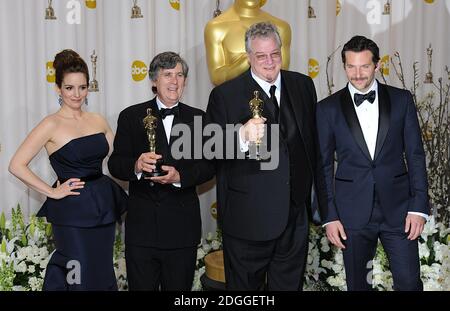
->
<box><xmin>37</xmin><ymin>133</ymin><xmax>127</xmax><ymax>227</ymax></box>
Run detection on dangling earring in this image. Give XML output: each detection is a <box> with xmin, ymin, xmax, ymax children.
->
<box><xmin>85</xmin><ymin>97</ymin><xmax>89</xmax><ymax>106</ymax></box>
<box><xmin>58</xmin><ymin>96</ymin><xmax>63</xmax><ymax>106</ymax></box>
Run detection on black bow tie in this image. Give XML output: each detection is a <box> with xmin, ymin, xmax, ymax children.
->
<box><xmin>159</xmin><ymin>106</ymin><xmax>179</xmax><ymax>119</ymax></box>
<box><xmin>354</xmin><ymin>90</ymin><xmax>376</xmax><ymax>107</ymax></box>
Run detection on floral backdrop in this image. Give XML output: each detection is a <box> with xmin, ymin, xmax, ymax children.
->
<box><xmin>1</xmin><ymin>205</ymin><xmax>448</xmax><ymax>291</ymax></box>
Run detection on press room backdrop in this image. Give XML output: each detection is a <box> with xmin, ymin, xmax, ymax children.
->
<box><xmin>0</xmin><ymin>0</ymin><xmax>449</xmax><ymax>236</ymax></box>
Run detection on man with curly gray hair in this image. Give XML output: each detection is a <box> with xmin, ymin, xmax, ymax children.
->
<box><xmin>206</xmin><ymin>22</ymin><xmax>322</xmax><ymax>290</ymax></box>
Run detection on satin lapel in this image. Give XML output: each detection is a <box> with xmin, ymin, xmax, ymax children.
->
<box><xmin>168</xmin><ymin>104</ymin><xmax>185</xmax><ymax>147</ymax></box>
<box><xmin>166</xmin><ymin>108</ymin><xmax>180</xmax><ymax>164</ymax></box>
<box><xmin>282</xmin><ymin>72</ymin><xmax>306</xmax><ymax>142</ymax></box>
<box><xmin>340</xmin><ymin>87</ymin><xmax>372</xmax><ymax>161</ymax></box>
<box><xmin>374</xmin><ymin>82</ymin><xmax>391</xmax><ymax>160</ymax></box>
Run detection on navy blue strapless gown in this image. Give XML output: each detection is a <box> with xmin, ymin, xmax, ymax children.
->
<box><xmin>37</xmin><ymin>133</ymin><xmax>127</xmax><ymax>291</ymax></box>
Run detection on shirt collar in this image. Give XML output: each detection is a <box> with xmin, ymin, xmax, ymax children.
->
<box><xmin>251</xmin><ymin>70</ymin><xmax>281</xmax><ymax>96</ymax></box>
<box><xmin>348</xmin><ymin>79</ymin><xmax>378</xmax><ymax>104</ymax></box>
<box><xmin>156</xmin><ymin>96</ymin><xmax>179</xmax><ymax>110</ymax></box>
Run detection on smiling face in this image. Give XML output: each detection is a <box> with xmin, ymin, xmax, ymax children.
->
<box><xmin>152</xmin><ymin>63</ymin><xmax>186</xmax><ymax>107</ymax></box>
<box><xmin>344</xmin><ymin>50</ymin><xmax>380</xmax><ymax>92</ymax></box>
<box><xmin>58</xmin><ymin>72</ymin><xmax>88</xmax><ymax>108</ymax></box>
<box><xmin>247</xmin><ymin>35</ymin><xmax>282</xmax><ymax>84</ymax></box>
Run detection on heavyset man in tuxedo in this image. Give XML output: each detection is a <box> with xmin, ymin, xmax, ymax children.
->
<box><xmin>108</xmin><ymin>52</ymin><xmax>214</xmax><ymax>290</ymax></box>
<box><xmin>206</xmin><ymin>22</ymin><xmax>321</xmax><ymax>290</ymax></box>
<box><xmin>316</xmin><ymin>36</ymin><xmax>429</xmax><ymax>290</ymax></box>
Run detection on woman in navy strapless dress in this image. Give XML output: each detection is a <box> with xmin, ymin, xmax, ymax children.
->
<box><xmin>9</xmin><ymin>50</ymin><xmax>127</xmax><ymax>290</ymax></box>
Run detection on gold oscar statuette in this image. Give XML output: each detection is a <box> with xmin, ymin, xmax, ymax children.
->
<box><xmin>143</xmin><ymin>108</ymin><xmax>165</xmax><ymax>181</ymax></box>
<box><xmin>131</xmin><ymin>0</ymin><xmax>143</xmax><ymax>19</ymax></box>
<box><xmin>143</xmin><ymin>108</ymin><xmax>158</xmax><ymax>153</ymax></box>
<box><xmin>213</xmin><ymin>0</ymin><xmax>222</xmax><ymax>18</ymax></box>
<box><xmin>308</xmin><ymin>0</ymin><xmax>317</xmax><ymax>18</ymax></box>
<box><xmin>424</xmin><ymin>44</ymin><xmax>434</xmax><ymax>84</ymax></box>
<box><xmin>249</xmin><ymin>91</ymin><xmax>264</xmax><ymax>160</ymax></box>
<box><xmin>382</xmin><ymin>0</ymin><xmax>391</xmax><ymax>15</ymax></box>
<box><xmin>45</xmin><ymin>0</ymin><xmax>57</xmax><ymax>20</ymax></box>
<box><xmin>89</xmin><ymin>50</ymin><xmax>99</xmax><ymax>92</ymax></box>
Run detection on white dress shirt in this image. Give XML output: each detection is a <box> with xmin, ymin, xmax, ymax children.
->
<box><xmin>348</xmin><ymin>80</ymin><xmax>379</xmax><ymax>160</ymax></box>
<box><xmin>156</xmin><ymin>97</ymin><xmax>177</xmax><ymax>143</ymax></box>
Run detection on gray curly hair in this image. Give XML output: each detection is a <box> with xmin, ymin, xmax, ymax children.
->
<box><xmin>245</xmin><ymin>22</ymin><xmax>282</xmax><ymax>53</ymax></box>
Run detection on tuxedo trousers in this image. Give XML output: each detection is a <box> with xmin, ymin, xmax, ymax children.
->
<box><xmin>125</xmin><ymin>244</ymin><xmax>197</xmax><ymax>291</ymax></box>
<box><xmin>222</xmin><ymin>201</ymin><xmax>309</xmax><ymax>291</ymax></box>
<box><xmin>342</xmin><ymin>193</ymin><xmax>422</xmax><ymax>291</ymax></box>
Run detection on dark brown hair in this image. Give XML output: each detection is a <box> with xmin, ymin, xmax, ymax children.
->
<box><xmin>53</xmin><ymin>49</ymin><xmax>89</xmax><ymax>88</ymax></box>
<box><xmin>341</xmin><ymin>35</ymin><xmax>380</xmax><ymax>65</ymax></box>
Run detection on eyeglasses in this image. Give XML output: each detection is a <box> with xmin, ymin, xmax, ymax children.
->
<box><xmin>253</xmin><ymin>51</ymin><xmax>282</xmax><ymax>63</ymax></box>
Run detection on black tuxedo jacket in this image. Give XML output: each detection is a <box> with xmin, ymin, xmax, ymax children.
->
<box><xmin>206</xmin><ymin>69</ymin><xmax>321</xmax><ymax>241</ymax></box>
<box><xmin>316</xmin><ymin>82</ymin><xmax>430</xmax><ymax>229</ymax></box>
<box><xmin>108</xmin><ymin>98</ymin><xmax>214</xmax><ymax>248</ymax></box>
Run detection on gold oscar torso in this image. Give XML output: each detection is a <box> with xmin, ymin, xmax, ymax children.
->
<box><xmin>204</xmin><ymin>0</ymin><xmax>291</xmax><ymax>85</ymax></box>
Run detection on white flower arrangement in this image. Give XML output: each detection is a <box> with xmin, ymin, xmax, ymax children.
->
<box><xmin>2</xmin><ymin>205</ymin><xmax>448</xmax><ymax>291</ymax></box>
<box><xmin>419</xmin><ymin>218</ymin><xmax>450</xmax><ymax>291</ymax></box>
<box><xmin>192</xmin><ymin>229</ymin><xmax>222</xmax><ymax>291</ymax></box>
<box><xmin>110</xmin><ymin>227</ymin><xmax>225</xmax><ymax>291</ymax></box>
<box><xmin>112</xmin><ymin>224</ymin><xmax>128</xmax><ymax>291</ymax></box>
<box><xmin>0</xmin><ymin>205</ymin><xmax>130</xmax><ymax>291</ymax></box>
<box><xmin>305</xmin><ymin>215</ymin><xmax>449</xmax><ymax>291</ymax></box>
<box><xmin>0</xmin><ymin>205</ymin><xmax>53</xmax><ymax>291</ymax></box>
<box><xmin>190</xmin><ymin>221</ymin><xmax>448</xmax><ymax>291</ymax></box>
